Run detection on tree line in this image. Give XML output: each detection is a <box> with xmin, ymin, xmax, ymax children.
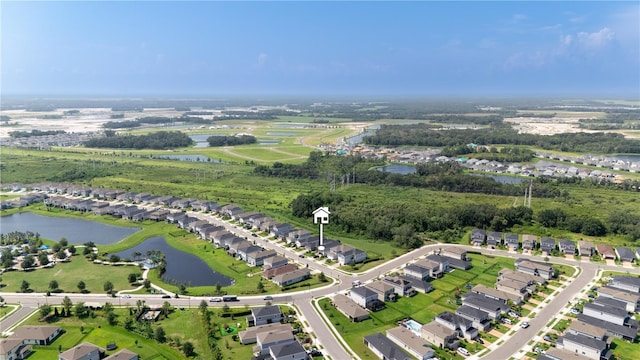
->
<box><xmin>207</xmin><ymin>135</ymin><xmax>257</xmax><ymax>146</ymax></box>
<box><xmin>364</xmin><ymin>124</ymin><xmax>640</xmax><ymax>153</ymax></box>
<box><xmin>9</xmin><ymin>129</ymin><xmax>66</xmax><ymax>138</ymax></box>
<box><xmin>84</xmin><ymin>131</ymin><xmax>193</xmax><ymax>150</ymax></box>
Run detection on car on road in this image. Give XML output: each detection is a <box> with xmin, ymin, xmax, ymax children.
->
<box><xmin>298</xmin><ymin>254</ymin><xmax>304</xmax><ymax>258</ymax></box>
<box><xmin>251</xmin><ymin>233</ymin><xmax>258</xmax><ymax>237</ymax></box>
<box><xmin>209</xmin><ymin>297</ymin><xmax>222</xmax><ymax>302</ymax></box>
<box><xmin>121</xmin><ymin>294</ymin><xmax>131</xmax><ymax>298</ymax></box>
<box><xmin>263</xmin><ymin>295</ymin><xmax>273</xmax><ymax>300</ymax></box>
<box><xmin>521</xmin><ymin>322</ymin><xmax>530</xmax><ymax>329</ymax></box>
<box><xmin>457</xmin><ymin>347</ymin><xmax>470</xmax><ymax>356</ymax></box>
<box><xmin>161</xmin><ymin>294</ymin><xmax>171</xmax><ymax>299</ymax></box>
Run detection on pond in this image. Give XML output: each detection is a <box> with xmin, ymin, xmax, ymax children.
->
<box><xmin>151</xmin><ymin>154</ymin><xmax>220</xmax><ymax>162</ymax></box>
<box><xmin>275</xmin><ymin>123</ymin><xmax>308</xmax><ymax>128</ymax></box>
<box><xmin>115</xmin><ymin>236</ymin><xmax>233</xmax><ymax>287</ymax></box>
<box><xmin>0</xmin><ymin>212</ymin><xmax>140</xmax><ymax>245</ymax></box>
<box><xmin>266</xmin><ymin>131</ymin><xmax>298</xmax><ymax>136</ymax></box>
<box><xmin>377</xmin><ymin>164</ymin><xmax>417</xmax><ymax>175</ymax></box>
<box><xmin>258</xmin><ymin>139</ymin><xmax>280</xmax><ymax>145</ymax></box>
<box><xmin>189</xmin><ymin>134</ymin><xmax>223</xmax><ymax>148</ymax></box>
<box><xmin>474</xmin><ymin>174</ymin><xmax>525</xmax><ymax>184</ymax></box>
<box><xmin>346</xmin><ymin>125</ymin><xmax>379</xmax><ymax>144</ymax></box>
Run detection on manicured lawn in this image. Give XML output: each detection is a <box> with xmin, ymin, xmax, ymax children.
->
<box><xmin>553</xmin><ymin>319</ymin><xmax>571</xmax><ymax>332</ymax></box>
<box><xmin>611</xmin><ymin>338</ymin><xmax>640</xmax><ymax>360</ymax></box>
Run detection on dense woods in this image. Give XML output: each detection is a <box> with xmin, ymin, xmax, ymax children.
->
<box><xmin>84</xmin><ymin>131</ymin><xmax>193</xmax><ymax>149</ymax></box>
<box><xmin>206</xmin><ymin>135</ymin><xmax>257</xmax><ymax>146</ymax></box>
<box><xmin>9</xmin><ymin>130</ymin><xmax>66</xmax><ymax>138</ymax></box>
<box><xmin>364</xmin><ymin>124</ymin><xmax>640</xmax><ymax>153</ymax></box>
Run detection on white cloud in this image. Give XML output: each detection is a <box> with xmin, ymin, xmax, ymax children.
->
<box><xmin>512</xmin><ymin>14</ymin><xmax>527</xmax><ymax>22</ymax></box>
<box><xmin>562</xmin><ymin>35</ymin><xmax>573</xmax><ymax>47</ymax></box>
<box><xmin>577</xmin><ymin>27</ymin><xmax>615</xmax><ymax>49</ymax></box>
<box><xmin>257</xmin><ymin>53</ymin><xmax>268</xmax><ymax>67</ymax></box>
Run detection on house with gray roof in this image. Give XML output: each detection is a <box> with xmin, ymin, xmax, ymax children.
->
<box><xmin>350</xmin><ymin>286</ymin><xmax>382</xmax><ymax>310</ymax></box>
<box><xmin>568</xmin><ymin>320</ymin><xmax>608</xmax><ymax>340</ymax></box>
<box><xmin>470</xmin><ymin>228</ymin><xmax>485</xmax><ymax>246</ymax></box>
<box><xmin>59</xmin><ymin>342</ymin><xmax>103</xmax><ymax>360</ymax></box>
<box><xmin>249</xmin><ymin>305</ymin><xmax>283</xmax><ymax>326</ymax></box>
<box><xmin>609</xmin><ymin>276</ymin><xmax>640</xmax><ymax>293</ymax></box>
<box><xmin>285</xmin><ymin>229</ymin><xmax>312</xmax><ymax>244</ymax></box>
<box><xmin>486</xmin><ymin>231</ymin><xmax>502</xmax><ymax>248</ymax></box>
<box><xmin>597</xmin><ymin>286</ymin><xmax>640</xmax><ymax>312</ymax></box>
<box><xmin>0</xmin><ymin>338</ymin><xmax>31</xmax><ymax>360</ymax></box>
<box><xmin>386</xmin><ymin>326</ymin><xmax>435</xmax><ymax>360</ymax></box>
<box><xmin>435</xmin><ymin>311</ymin><xmax>478</xmax><ymax>340</ymax></box>
<box><xmin>456</xmin><ymin>306</ymin><xmax>491</xmax><ymax>331</ymax></box>
<box><xmin>256</xmin><ymin>330</ymin><xmax>296</xmax><ymax>356</ymax></box>
<box><xmin>103</xmin><ymin>349</ymin><xmax>138</xmax><ymax>360</ymax></box>
<box><xmin>505</xmin><ymin>233</ymin><xmax>520</xmax><ymax>251</ymax></box>
<box><xmin>399</xmin><ymin>275</ymin><xmax>433</xmax><ymax>293</ymax></box>
<box><xmin>247</xmin><ymin>249</ymin><xmax>276</xmax><ymax>267</ymax></box>
<box><xmin>522</xmin><ymin>234</ymin><xmax>538</xmax><ymax>251</ymax></box>
<box><xmin>582</xmin><ymin>302</ymin><xmax>629</xmax><ymax>326</ymax></box>
<box><xmin>272</xmin><ymin>268</ymin><xmax>310</xmax><ymax>287</ymax></box>
<box><xmin>238</xmin><ymin>323</ymin><xmax>292</xmax><ymax>345</ymax></box>
<box><xmin>263</xmin><ymin>255</ymin><xmax>288</xmax><ymax>270</ymax></box>
<box><xmin>269</xmin><ymin>341</ymin><xmax>307</xmax><ymax>360</ymax></box>
<box><xmin>559</xmin><ymin>239</ymin><xmax>576</xmax><ymax>255</ymax></box>
<box><xmin>515</xmin><ymin>259</ymin><xmax>555</xmax><ymax>280</ymax></box>
<box><xmin>461</xmin><ymin>293</ymin><xmax>509</xmax><ymax>319</ymax></box>
<box><xmin>11</xmin><ymin>326</ymin><xmax>62</xmax><ymax>345</ymax></box>
<box><xmin>578</xmin><ymin>241</ymin><xmax>595</xmax><ymax>257</ymax></box>
<box><xmin>556</xmin><ymin>333</ymin><xmax>611</xmax><ymax>360</ymax></box>
<box><xmin>538</xmin><ymin>347</ymin><xmax>592</xmax><ymax>360</ymax></box>
<box><xmin>577</xmin><ymin>314</ymin><xmax>638</xmax><ymax>342</ymax></box>
<box><xmin>471</xmin><ymin>284</ymin><xmax>523</xmax><ymax>305</ymax></box>
<box><xmin>363</xmin><ymin>333</ymin><xmax>412</xmax><ymax>360</ymax></box>
<box><xmin>540</xmin><ymin>237</ymin><xmax>556</xmax><ymax>254</ymax></box>
<box><xmin>615</xmin><ymin>247</ymin><xmax>635</xmax><ymax>263</ymax></box>
<box><xmin>382</xmin><ymin>276</ymin><xmax>415</xmax><ymax>297</ymax></box>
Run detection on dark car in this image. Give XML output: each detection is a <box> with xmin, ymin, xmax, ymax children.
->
<box><xmin>251</xmin><ymin>233</ymin><xmax>258</xmax><ymax>237</ymax></box>
<box><xmin>161</xmin><ymin>294</ymin><xmax>171</xmax><ymax>299</ymax></box>
<box><xmin>543</xmin><ymin>335</ymin><xmax>553</xmax><ymax>342</ymax></box>
<box><xmin>476</xmin><ymin>338</ymin><xmax>484</xmax><ymax>344</ymax></box>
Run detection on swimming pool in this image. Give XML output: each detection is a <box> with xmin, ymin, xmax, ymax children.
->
<box><xmin>404</xmin><ymin>319</ymin><xmax>422</xmax><ymax>335</ymax></box>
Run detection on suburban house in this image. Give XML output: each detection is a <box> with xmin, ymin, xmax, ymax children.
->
<box><xmin>440</xmin><ymin>247</ymin><xmax>468</xmax><ymax>261</ymax></box>
<box><xmin>104</xmin><ymin>349</ymin><xmax>138</xmax><ymax>360</ymax></box>
<box><xmin>0</xmin><ymin>339</ymin><xmax>31</xmax><ymax>360</ymax></box>
<box><xmin>399</xmin><ymin>275</ymin><xmax>433</xmax><ymax>294</ymax></box>
<box><xmin>577</xmin><ymin>314</ymin><xmax>638</xmax><ymax>342</ymax></box>
<box><xmin>271</xmin><ymin>268</ymin><xmax>310</xmax><ymax>287</ymax></box>
<box><xmin>597</xmin><ymin>286</ymin><xmax>640</xmax><ymax>312</ymax></box>
<box><xmin>59</xmin><ymin>342</ymin><xmax>104</xmax><ymax>360</ymax></box>
<box><xmin>269</xmin><ymin>341</ymin><xmax>307</xmax><ymax>360</ymax></box>
<box><xmin>540</xmin><ymin>347</ymin><xmax>592</xmax><ymax>360</ymax></box>
<box><xmin>582</xmin><ymin>302</ymin><xmax>629</xmax><ymax>326</ymax></box>
<box><xmin>609</xmin><ymin>276</ymin><xmax>640</xmax><ymax>293</ymax></box>
<box><xmin>461</xmin><ymin>293</ymin><xmax>509</xmax><ymax>319</ymax></box>
<box><xmin>434</xmin><ymin>311</ymin><xmax>478</xmax><ymax>340</ymax></box>
<box><xmin>248</xmin><ymin>305</ymin><xmax>284</xmax><ymax>327</ymax></box>
<box><xmin>350</xmin><ymin>286</ymin><xmax>383</xmax><ymax>311</ymax></box>
<box><xmin>219</xmin><ymin>204</ymin><xmax>244</xmax><ymax>218</ymax></box>
<box><xmin>367</xmin><ymin>280</ymin><xmax>396</xmax><ymax>302</ymax></box>
<box><xmin>427</xmin><ymin>254</ymin><xmax>470</xmax><ymax>270</ymax></box>
<box><xmin>504</xmin><ymin>233</ymin><xmax>520</xmax><ymax>251</ymax></box>
<box><xmin>382</xmin><ymin>276</ymin><xmax>415</xmax><ymax>297</ymax></box>
<box><xmin>556</xmin><ymin>333</ymin><xmax>611</xmax><ymax>360</ymax></box>
<box><xmin>405</xmin><ymin>259</ymin><xmax>443</xmax><ymax>280</ymax></box>
<box><xmin>286</xmin><ymin>229</ymin><xmax>312</xmax><ymax>244</ymax></box>
<box><xmin>238</xmin><ymin>323</ymin><xmax>292</xmax><ymax>345</ymax></box>
<box><xmin>471</xmin><ymin>284</ymin><xmax>523</xmax><ymax>305</ymax></box>
<box><xmin>486</xmin><ymin>231</ymin><xmax>502</xmax><ymax>248</ymax></box>
<box><xmin>420</xmin><ymin>321</ymin><xmax>460</xmax><ymax>350</ymax></box>
<box><xmin>332</xmin><ymin>294</ymin><xmax>370</xmax><ymax>322</ymax></box>
<box><xmin>578</xmin><ymin>241</ymin><xmax>596</xmax><ymax>257</ymax></box>
<box><xmin>270</xmin><ymin>223</ymin><xmax>295</xmax><ymax>239</ymax></box>
<box><xmin>615</xmin><ymin>247</ymin><xmax>635</xmax><ymax>263</ymax></box>
<box><xmin>470</xmin><ymin>228</ymin><xmax>485</xmax><ymax>246</ymax></box>
<box><xmin>236</xmin><ymin>244</ymin><xmax>263</xmax><ymax>262</ymax></box>
<box><xmin>496</xmin><ymin>278</ymin><xmax>531</xmax><ymax>298</ymax></box>
<box><xmin>363</xmin><ymin>333</ymin><xmax>412</xmax><ymax>360</ymax></box>
<box><xmin>263</xmin><ymin>256</ymin><xmax>288</xmax><ymax>270</ymax></box>
<box><xmin>11</xmin><ymin>326</ymin><xmax>62</xmax><ymax>345</ymax></box>
<box><xmin>455</xmin><ymin>306</ymin><xmax>491</xmax><ymax>331</ymax></box>
<box><xmin>247</xmin><ymin>249</ymin><xmax>276</xmax><ymax>267</ymax></box>
<box><xmin>262</xmin><ymin>264</ymin><xmax>298</xmax><ymax>280</ymax></box>
<box><xmin>540</xmin><ymin>237</ymin><xmax>557</xmax><ymax>254</ymax></box>
<box><xmin>568</xmin><ymin>320</ymin><xmax>608</xmax><ymax>340</ymax></box>
<box><xmin>515</xmin><ymin>259</ymin><xmax>555</xmax><ymax>280</ymax></box>
<box><xmin>596</xmin><ymin>244</ymin><xmax>616</xmax><ymax>260</ymax></box>
<box><xmin>498</xmin><ymin>269</ymin><xmax>546</xmax><ymax>286</ymax></box>
<box><xmin>255</xmin><ymin>330</ymin><xmax>296</xmax><ymax>356</ymax></box>
<box><xmin>559</xmin><ymin>239</ymin><xmax>576</xmax><ymax>255</ymax></box>
<box><xmin>386</xmin><ymin>326</ymin><xmax>435</xmax><ymax>360</ymax></box>
<box><xmin>522</xmin><ymin>234</ymin><xmax>538</xmax><ymax>251</ymax></box>
<box><xmin>328</xmin><ymin>244</ymin><xmax>367</xmax><ymax>265</ymax></box>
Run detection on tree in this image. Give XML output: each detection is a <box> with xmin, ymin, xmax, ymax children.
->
<box><xmin>143</xmin><ymin>279</ymin><xmax>151</xmax><ymax>290</ymax></box>
<box><xmin>49</xmin><ymin>280</ymin><xmax>59</xmax><ymax>290</ymax></box>
<box><xmin>106</xmin><ymin>311</ymin><xmax>117</xmax><ymax>325</ymax></box>
<box><xmin>257</xmin><ymin>280</ymin><xmax>264</xmax><ymax>293</ymax></box>
<box><xmin>128</xmin><ymin>273</ymin><xmax>138</xmax><ymax>283</ymax></box>
<box><xmin>77</xmin><ymin>281</ymin><xmax>86</xmax><ymax>293</ymax></box>
<box><xmin>55</xmin><ymin>249</ymin><xmax>67</xmax><ymax>260</ymax></box>
<box><xmin>215</xmin><ymin>282</ymin><xmax>222</xmax><ymax>295</ymax></box>
<box><xmin>83</xmin><ymin>246</ymin><xmax>92</xmax><ymax>256</ymax></box>
<box><xmin>155</xmin><ymin>326</ymin><xmax>167</xmax><ymax>343</ymax></box>
<box><xmin>103</xmin><ymin>281</ymin><xmax>114</xmax><ymax>294</ymax></box>
<box><xmin>62</xmin><ymin>296</ymin><xmax>73</xmax><ymax>316</ymax></box>
<box><xmin>1</xmin><ymin>248</ymin><xmax>13</xmax><ymax>268</ymax></box>
<box><xmin>135</xmin><ymin>299</ymin><xmax>146</xmax><ymax>313</ymax></box>
<box><xmin>74</xmin><ymin>302</ymin><xmax>89</xmax><ymax>318</ymax></box>
<box><xmin>59</xmin><ymin>238</ymin><xmax>68</xmax><ymax>247</ymax></box>
<box><xmin>109</xmin><ymin>254</ymin><xmax>120</xmax><ymax>263</ymax></box>
<box><xmin>52</xmin><ymin>243</ymin><xmax>62</xmax><ymax>252</ymax></box>
<box><xmin>318</xmin><ymin>272</ymin><xmax>327</xmax><ymax>282</ymax></box>
<box><xmin>199</xmin><ymin>300</ymin><xmax>208</xmax><ymax>314</ymax></box>
<box><xmin>20</xmin><ymin>280</ymin><xmax>30</xmax><ymax>292</ymax></box>
<box><xmin>124</xmin><ymin>316</ymin><xmax>134</xmax><ymax>330</ymax></box>
<box><xmin>103</xmin><ymin>302</ymin><xmax>114</xmax><ymax>314</ymax></box>
<box><xmin>38</xmin><ymin>252</ymin><xmax>50</xmax><ymax>266</ymax></box>
<box><xmin>161</xmin><ymin>301</ymin><xmax>172</xmax><ymax>317</ymax></box>
<box><xmin>21</xmin><ymin>254</ymin><xmax>35</xmax><ymax>269</ymax></box>
<box><xmin>182</xmin><ymin>341</ymin><xmax>195</xmax><ymax>357</ymax></box>
<box><xmin>68</xmin><ymin>245</ymin><xmax>76</xmax><ymax>255</ymax></box>
<box><xmin>179</xmin><ymin>283</ymin><xmax>187</xmax><ymax>295</ymax></box>
<box><xmin>39</xmin><ymin>304</ymin><xmax>52</xmax><ymax>318</ymax></box>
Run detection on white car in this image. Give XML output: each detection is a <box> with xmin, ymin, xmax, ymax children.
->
<box><xmin>457</xmin><ymin>347</ymin><xmax>470</xmax><ymax>356</ymax></box>
<box><xmin>521</xmin><ymin>322</ymin><xmax>530</xmax><ymax>329</ymax></box>
<box><xmin>209</xmin><ymin>297</ymin><xmax>222</xmax><ymax>302</ymax></box>
<box><xmin>570</xmin><ymin>308</ymin><xmax>580</xmax><ymax>315</ymax></box>
<box><xmin>120</xmin><ymin>294</ymin><xmax>131</xmax><ymax>298</ymax></box>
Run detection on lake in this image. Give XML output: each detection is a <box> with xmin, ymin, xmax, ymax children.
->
<box><xmin>377</xmin><ymin>164</ymin><xmax>417</xmax><ymax>175</ymax></box>
<box><xmin>610</xmin><ymin>155</ymin><xmax>640</xmax><ymax>163</ymax></box>
<box><xmin>0</xmin><ymin>212</ymin><xmax>140</xmax><ymax>245</ymax></box>
<box><xmin>115</xmin><ymin>236</ymin><xmax>233</xmax><ymax>287</ymax></box>
<box><xmin>346</xmin><ymin>125</ymin><xmax>379</xmax><ymax>144</ymax></box>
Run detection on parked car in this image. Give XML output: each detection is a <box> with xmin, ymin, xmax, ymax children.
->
<box><xmin>475</xmin><ymin>337</ymin><xmax>484</xmax><ymax>345</ymax></box>
<box><xmin>121</xmin><ymin>294</ymin><xmax>131</xmax><ymax>299</ymax></box>
<box><xmin>457</xmin><ymin>347</ymin><xmax>470</xmax><ymax>356</ymax></box>
<box><xmin>521</xmin><ymin>322</ymin><xmax>530</xmax><ymax>329</ymax></box>
<box><xmin>263</xmin><ymin>295</ymin><xmax>273</xmax><ymax>300</ymax></box>
<box><xmin>543</xmin><ymin>335</ymin><xmax>553</xmax><ymax>342</ymax></box>
<box><xmin>570</xmin><ymin>308</ymin><xmax>580</xmax><ymax>315</ymax></box>
<box><xmin>508</xmin><ymin>311</ymin><xmax>520</xmax><ymax>318</ymax></box>
<box><xmin>465</xmin><ymin>284</ymin><xmax>473</xmax><ymax>289</ymax></box>
<box><xmin>209</xmin><ymin>297</ymin><xmax>222</xmax><ymax>302</ymax></box>
<box><xmin>251</xmin><ymin>233</ymin><xmax>258</xmax><ymax>237</ymax></box>
<box><xmin>501</xmin><ymin>318</ymin><xmax>512</xmax><ymax>325</ymax></box>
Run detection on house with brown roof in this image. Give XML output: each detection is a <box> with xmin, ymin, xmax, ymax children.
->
<box><xmin>103</xmin><ymin>349</ymin><xmax>139</xmax><ymax>360</ymax></box>
<box><xmin>0</xmin><ymin>338</ymin><xmax>31</xmax><ymax>360</ymax></box>
<box><xmin>367</xmin><ymin>280</ymin><xmax>396</xmax><ymax>302</ymax></box>
<box><xmin>11</xmin><ymin>326</ymin><xmax>62</xmax><ymax>345</ymax></box>
<box><xmin>386</xmin><ymin>326</ymin><xmax>435</xmax><ymax>360</ymax></box>
<box><xmin>262</xmin><ymin>264</ymin><xmax>298</xmax><ymax>280</ymax></box>
<box><xmin>332</xmin><ymin>294</ymin><xmax>370</xmax><ymax>322</ymax></box>
<box><xmin>238</xmin><ymin>323</ymin><xmax>292</xmax><ymax>345</ymax></box>
<box><xmin>578</xmin><ymin>241</ymin><xmax>595</xmax><ymax>257</ymax></box>
<box><xmin>272</xmin><ymin>268</ymin><xmax>310</xmax><ymax>287</ymax></box>
<box><xmin>596</xmin><ymin>244</ymin><xmax>616</xmax><ymax>260</ymax></box>
<box><xmin>420</xmin><ymin>321</ymin><xmax>459</xmax><ymax>350</ymax></box>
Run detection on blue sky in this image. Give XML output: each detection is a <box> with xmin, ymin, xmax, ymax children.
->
<box><xmin>2</xmin><ymin>1</ymin><xmax>638</xmax><ymax>97</ymax></box>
